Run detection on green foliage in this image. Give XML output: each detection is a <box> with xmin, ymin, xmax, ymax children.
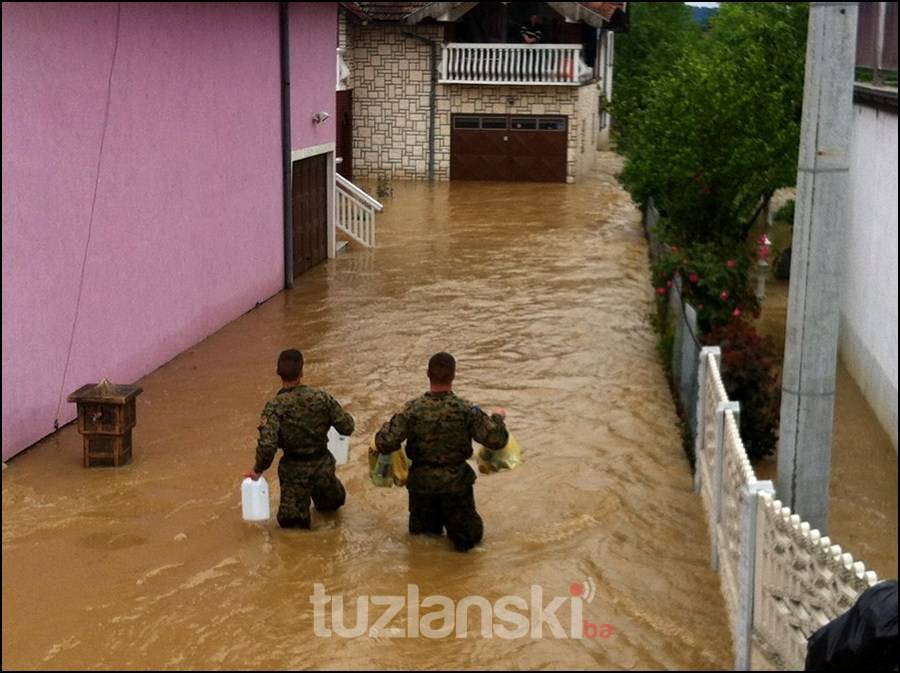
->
<box><xmin>611</xmin><ymin>2</ymin><xmax>701</xmax><ymax>154</ymax></box>
<box><xmin>615</xmin><ymin>2</ymin><xmax>809</xmax><ymax>247</ymax></box>
<box><xmin>774</xmin><ymin>198</ymin><xmax>795</xmax><ymax>225</ymax></box>
<box><xmin>703</xmin><ymin>321</ymin><xmax>781</xmax><ymax>459</ymax></box>
<box><xmin>651</xmin><ymin>241</ymin><xmax>761</xmax><ymax>333</ymax></box>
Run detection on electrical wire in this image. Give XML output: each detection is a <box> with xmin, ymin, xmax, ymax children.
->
<box><xmin>53</xmin><ymin>2</ymin><xmax>122</xmax><ymax>429</ymax></box>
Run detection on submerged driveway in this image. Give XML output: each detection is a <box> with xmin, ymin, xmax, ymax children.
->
<box><xmin>2</xmin><ymin>152</ymin><xmax>731</xmax><ymax>670</ymax></box>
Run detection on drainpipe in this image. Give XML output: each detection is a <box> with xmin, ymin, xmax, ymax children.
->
<box><xmin>403</xmin><ymin>32</ymin><xmax>438</xmax><ymax>181</ymax></box>
<box><xmin>279</xmin><ymin>2</ymin><xmax>294</xmax><ymax>288</ymax></box>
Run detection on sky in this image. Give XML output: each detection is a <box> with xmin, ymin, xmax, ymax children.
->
<box><xmin>684</xmin><ymin>2</ymin><xmax>719</xmax><ymax>7</ymax></box>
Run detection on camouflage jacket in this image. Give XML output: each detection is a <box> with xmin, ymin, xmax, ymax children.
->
<box><xmin>375</xmin><ymin>391</ymin><xmax>508</xmax><ymax>493</ymax></box>
<box><xmin>253</xmin><ymin>385</ymin><xmax>354</xmax><ymax>474</ymax></box>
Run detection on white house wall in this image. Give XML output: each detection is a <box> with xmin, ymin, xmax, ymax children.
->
<box><xmin>841</xmin><ymin>100</ymin><xmax>898</xmax><ymax>449</ymax></box>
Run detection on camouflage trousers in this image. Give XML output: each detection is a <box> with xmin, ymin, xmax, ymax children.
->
<box><xmin>277</xmin><ymin>456</ymin><xmax>346</xmax><ymax>529</ymax></box>
<box><xmin>408</xmin><ymin>486</ymin><xmax>484</xmax><ymax>552</ymax></box>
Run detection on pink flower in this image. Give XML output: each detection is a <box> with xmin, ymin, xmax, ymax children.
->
<box><xmin>667</xmin><ymin>280</ymin><xmax>673</xmax><ymax>288</ymax></box>
<box><xmin>726</xmin><ymin>259</ymin><xmax>736</xmax><ymax>269</ymax></box>
<box><xmin>698</xmin><ymin>304</ymin><xmax>705</xmax><ymax>310</ymax></box>
<box><xmin>656</xmin><ymin>287</ymin><xmax>667</xmax><ymax>295</ymax></box>
<box><xmin>720</xmin><ymin>290</ymin><xmax>730</xmax><ymax>301</ymax></box>
<box><xmin>689</xmin><ymin>273</ymin><xmax>699</xmax><ymax>284</ymax></box>
<box><xmin>671</xmin><ymin>245</ymin><xmax>679</xmax><ymax>253</ymax></box>
<box><xmin>732</xmin><ymin>308</ymin><xmax>742</xmax><ymax>318</ymax></box>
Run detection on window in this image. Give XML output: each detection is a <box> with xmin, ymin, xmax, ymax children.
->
<box><xmin>538</xmin><ymin>118</ymin><xmax>566</xmax><ymax>131</ymax></box>
<box><xmin>480</xmin><ymin>117</ymin><xmax>508</xmax><ymax>130</ymax></box>
<box><xmin>510</xmin><ymin>118</ymin><xmax>537</xmax><ymax>130</ymax></box>
<box><xmin>454</xmin><ymin>116</ymin><xmax>480</xmax><ymax>129</ymax></box>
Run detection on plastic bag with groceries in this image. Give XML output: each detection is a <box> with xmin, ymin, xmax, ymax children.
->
<box><xmin>368</xmin><ymin>435</ymin><xmax>411</xmax><ymax>487</ymax></box>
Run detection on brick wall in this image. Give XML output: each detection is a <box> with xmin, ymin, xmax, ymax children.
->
<box><xmin>348</xmin><ymin>23</ymin><xmax>440</xmax><ymax>180</ymax></box>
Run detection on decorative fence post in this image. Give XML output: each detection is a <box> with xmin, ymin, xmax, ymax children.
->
<box><xmin>712</xmin><ymin>399</ymin><xmax>740</xmax><ymax>571</ymax></box>
<box><xmin>680</xmin><ymin>303</ymin><xmax>700</xmax><ymax>439</ymax></box>
<box><xmin>694</xmin><ymin>346</ymin><xmax>721</xmax><ymax>493</ymax></box>
<box><xmin>735</xmin><ymin>480</ymin><xmax>774</xmax><ymax>671</ymax></box>
<box><xmin>669</xmin><ymin>275</ymin><xmax>685</xmax><ymax>386</ymax></box>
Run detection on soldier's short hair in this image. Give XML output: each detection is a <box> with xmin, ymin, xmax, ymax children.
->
<box><xmin>427</xmin><ymin>352</ymin><xmax>456</xmax><ymax>385</ymax></box>
<box><xmin>277</xmin><ymin>349</ymin><xmax>304</xmax><ymax>381</ymax></box>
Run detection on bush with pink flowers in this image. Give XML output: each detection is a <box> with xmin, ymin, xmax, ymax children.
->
<box><xmin>651</xmin><ymin>241</ymin><xmax>760</xmax><ymax>332</ymax></box>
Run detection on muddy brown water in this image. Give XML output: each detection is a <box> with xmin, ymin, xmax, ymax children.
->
<box><xmin>753</xmin><ymin>278</ymin><xmax>898</xmax><ymax>581</ymax></box>
<box><xmin>2</xmin><ymin>153</ymin><xmax>732</xmax><ymax>670</ymax></box>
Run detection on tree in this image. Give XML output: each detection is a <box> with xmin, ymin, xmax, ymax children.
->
<box><xmin>616</xmin><ymin>3</ymin><xmax>809</xmax><ymax>248</ymax></box>
<box><xmin>612</xmin><ymin>2</ymin><xmax>701</xmax><ymax>155</ymax></box>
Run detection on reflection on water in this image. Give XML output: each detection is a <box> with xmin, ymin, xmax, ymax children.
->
<box><xmin>2</xmin><ymin>153</ymin><xmax>731</xmax><ymax>670</ymax></box>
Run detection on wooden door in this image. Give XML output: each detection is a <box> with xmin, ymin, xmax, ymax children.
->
<box><xmin>336</xmin><ymin>89</ymin><xmax>353</xmax><ymax>180</ymax></box>
<box><xmin>291</xmin><ymin>154</ymin><xmax>328</xmax><ymax>277</ymax></box>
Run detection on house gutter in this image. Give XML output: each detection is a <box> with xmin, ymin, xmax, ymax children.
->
<box><xmin>279</xmin><ymin>2</ymin><xmax>294</xmax><ymax>288</ymax></box>
<box><xmin>402</xmin><ymin>32</ymin><xmax>438</xmax><ymax>181</ymax></box>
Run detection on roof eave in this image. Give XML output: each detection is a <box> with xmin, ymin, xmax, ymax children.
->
<box><xmin>405</xmin><ymin>2</ymin><xmax>480</xmax><ymax>24</ymax></box>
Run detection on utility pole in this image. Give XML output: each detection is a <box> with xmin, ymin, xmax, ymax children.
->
<box><xmin>777</xmin><ymin>2</ymin><xmax>858</xmax><ymax>534</ymax></box>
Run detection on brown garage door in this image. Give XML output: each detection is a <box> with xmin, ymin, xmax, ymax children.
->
<box><xmin>451</xmin><ymin>114</ymin><xmax>567</xmax><ymax>182</ymax></box>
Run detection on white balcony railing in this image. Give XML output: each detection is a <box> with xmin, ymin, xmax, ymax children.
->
<box><xmin>439</xmin><ymin>43</ymin><xmax>593</xmax><ymax>85</ymax></box>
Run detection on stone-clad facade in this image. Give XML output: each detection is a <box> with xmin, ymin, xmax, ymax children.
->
<box><xmin>345</xmin><ymin>19</ymin><xmax>599</xmax><ymax>183</ymax></box>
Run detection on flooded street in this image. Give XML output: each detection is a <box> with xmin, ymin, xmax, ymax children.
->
<box><xmin>753</xmin><ymin>279</ymin><xmax>899</xmax><ymax>580</ymax></box>
<box><xmin>2</xmin><ymin>152</ymin><xmax>732</xmax><ymax>670</ymax></box>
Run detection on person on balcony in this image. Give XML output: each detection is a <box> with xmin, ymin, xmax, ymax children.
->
<box><xmin>520</xmin><ymin>14</ymin><xmax>544</xmax><ymax>44</ymax></box>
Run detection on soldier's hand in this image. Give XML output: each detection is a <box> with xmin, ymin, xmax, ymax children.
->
<box><xmin>492</xmin><ymin>407</ymin><xmax>507</xmax><ymax>420</ymax></box>
<box><xmin>243</xmin><ymin>470</ymin><xmax>262</xmax><ymax>481</ymax></box>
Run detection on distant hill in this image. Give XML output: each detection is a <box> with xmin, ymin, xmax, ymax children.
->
<box><xmin>690</xmin><ymin>5</ymin><xmax>718</xmax><ymax>29</ymax></box>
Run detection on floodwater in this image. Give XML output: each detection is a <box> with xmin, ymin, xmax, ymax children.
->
<box><xmin>2</xmin><ymin>152</ymin><xmax>732</xmax><ymax>670</ymax></box>
<box><xmin>753</xmin><ymin>279</ymin><xmax>899</xmax><ymax>580</ymax></box>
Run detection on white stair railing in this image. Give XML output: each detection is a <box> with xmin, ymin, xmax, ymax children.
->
<box><xmin>335</xmin><ymin>173</ymin><xmax>382</xmax><ymax>248</ymax></box>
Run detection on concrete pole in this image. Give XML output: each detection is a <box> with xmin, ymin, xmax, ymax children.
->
<box><xmin>777</xmin><ymin>3</ymin><xmax>858</xmax><ymax>534</ymax></box>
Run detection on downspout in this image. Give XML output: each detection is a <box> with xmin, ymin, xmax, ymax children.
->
<box><xmin>402</xmin><ymin>32</ymin><xmax>438</xmax><ymax>181</ymax></box>
<box><xmin>279</xmin><ymin>2</ymin><xmax>294</xmax><ymax>288</ymax></box>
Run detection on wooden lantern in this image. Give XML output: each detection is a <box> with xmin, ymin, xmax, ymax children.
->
<box><xmin>67</xmin><ymin>378</ymin><xmax>143</xmax><ymax>467</ymax></box>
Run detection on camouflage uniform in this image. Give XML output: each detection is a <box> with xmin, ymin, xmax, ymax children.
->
<box><xmin>375</xmin><ymin>392</ymin><xmax>508</xmax><ymax>551</ymax></box>
<box><xmin>254</xmin><ymin>385</ymin><xmax>354</xmax><ymax>529</ymax></box>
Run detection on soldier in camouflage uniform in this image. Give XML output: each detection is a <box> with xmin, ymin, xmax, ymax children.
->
<box><xmin>375</xmin><ymin>352</ymin><xmax>508</xmax><ymax>551</ymax></box>
<box><xmin>245</xmin><ymin>349</ymin><xmax>354</xmax><ymax>529</ymax></box>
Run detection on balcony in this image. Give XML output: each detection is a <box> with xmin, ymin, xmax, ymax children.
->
<box><xmin>439</xmin><ymin>43</ymin><xmax>594</xmax><ymax>86</ymax></box>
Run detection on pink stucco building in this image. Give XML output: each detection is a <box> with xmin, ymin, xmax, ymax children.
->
<box><xmin>2</xmin><ymin>2</ymin><xmax>338</xmax><ymax>460</ymax></box>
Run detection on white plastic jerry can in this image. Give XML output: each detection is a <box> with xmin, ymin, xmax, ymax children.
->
<box><xmin>327</xmin><ymin>426</ymin><xmax>350</xmax><ymax>465</ymax></box>
<box><xmin>242</xmin><ymin>476</ymin><xmax>270</xmax><ymax>522</ymax></box>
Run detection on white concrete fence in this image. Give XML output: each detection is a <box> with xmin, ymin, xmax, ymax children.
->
<box><xmin>693</xmin><ymin>347</ymin><xmax>881</xmax><ymax>670</ymax></box>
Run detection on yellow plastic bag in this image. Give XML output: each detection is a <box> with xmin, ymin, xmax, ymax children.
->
<box><xmin>476</xmin><ymin>433</ymin><xmax>523</xmax><ymax>474</ymax></box>
<box><xmin>368</xmin><ymin>435</ymin><xmax>410</xmax><ymax>487</ymax></box>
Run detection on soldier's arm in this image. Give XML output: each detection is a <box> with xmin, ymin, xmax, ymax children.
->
<box><xmin>328</xmin><ymin>394</ymin><xmax>355</xmax><ymax>436</ymax></box>
<box><xmin>374</xmin><ymin>405</ymin><xmax>410</xmax><ymax>455</ymax></box>
<box><xmin>252</xmin><ymin>401</ymin><xmax>280</xmax><ymax>474</ymax></box>
<box><xmin>468</xmin><ymin>406</ymin><xmax>509</xmax><ymax>450</ymax></box>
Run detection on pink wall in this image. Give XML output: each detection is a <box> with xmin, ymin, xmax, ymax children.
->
<box><xmin>1</xmin><ymin>2</ymin><xmax>288</xmax><ymax>460</ymax></box>
<box><xmin>290</xmin><ymin>2</ymin><xmax>337</xmax><ymax>151</ymax></box>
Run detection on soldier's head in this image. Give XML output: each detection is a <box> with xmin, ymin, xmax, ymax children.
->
<box><xmin>427</xmin><ymin>352</ymin><xmax>455</xmax><ymax>389</ymax></box>
<box><xmin>276</xmin><ymin>349</ymin><xmax>304</xmax><ymax>384</ymax></box>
